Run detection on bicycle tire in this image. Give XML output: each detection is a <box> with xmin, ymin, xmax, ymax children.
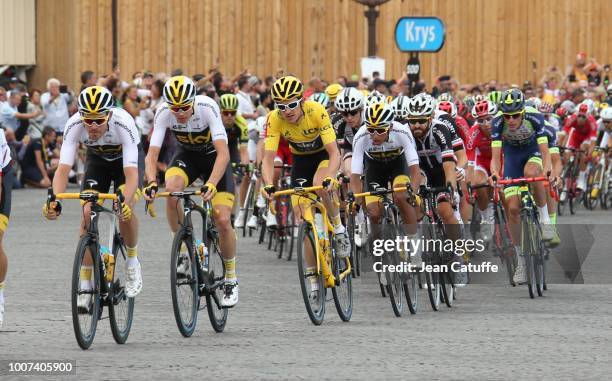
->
<box><xmin>532</xmin><ymin>222</ymin><xmax>545</xmax><ymax>297</ymax></box>
<box><xmin>241</xmin><ymin>181</ymin><xmax>254</xmax><ymax>237</ymax></box>
<box><xmin>382</xmin><ymin>209</ymin><xmax>404</xmax><ymax>317</ymax></box>
<box><xmin>296</xmin><ymin>222</ymin><xmax>325</xmax><ymax>325</ymax></box>
<box><xmin>108</xmin><ymin>235</ymin><xmax>134</xmax><ymax>344</ymax></box>
<box><xmin>346</xmin><ymin>211</ymin><xmax>357</xmax><ymax>277</ymax></box>
<box><xmin>495</xmin><ymin>206</ymin><xmax>517</xmax><ymax>286</ymax></box>
<box><xmin>331</xmin><ymin>246</ymin><xmax>353</xmax><ymax>322</ymax></box>
<box><xmin>440</xmin><ymin>269</ymin><xmax>455</xmax><ymax>308</ymax></box>
<box><xmin>286</xmin><ymin>206</ymin><xmax>295</xmax><ymax>261</ymax></box>
<box><xmin>422</xmin><ymin>223</ymin><xmax>441</xmax><ymax>311</ymax></box>
<box><xmin>170</xmin><ymin>231</ymin><xmax>199</xmax><ymax>337</ymax></box>
<box><xmin>404</xmin><ymin>272</ymin><xmax>418</xmax><ymax>314</ymax></box>
<box><xmin>71</xmin><ymin>237</ymin><xmax>101</xmax><ymax>350</ymax></box>
<box><xmin>205</xmin><ymin>238</ymin><xmax>228</xmax><ymax>333</ymax></box>
<box><xmin>521</xmin><ymin>218</ymin><xmax>536</xmax><ymax>299</ymax></box>
<box><xmin>601</xmin><ymin>171</ymin><xmax>611</xmax><ymax>209</ymax></box>
<box><xmin>258</xmin><ymin>213</ymin><xmax>267</xmax><ymax>244</ymax></box>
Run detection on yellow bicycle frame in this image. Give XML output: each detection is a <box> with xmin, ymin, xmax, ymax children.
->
<box><xmin>273</xmin><ymin>185</ymin><xmax>351</xmax><ymax>288</ymax></box>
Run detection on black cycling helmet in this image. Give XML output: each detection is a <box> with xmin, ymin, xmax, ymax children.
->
<box><xmin>499</xmin><ymin>88</ymin><xmax>525</xmax><ymax>114</ymax></box>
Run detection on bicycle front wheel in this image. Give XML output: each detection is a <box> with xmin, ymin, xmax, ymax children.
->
<box><xmin>71</xmin><ymin>236</ymin><xmax>101</xmax><ymax>350</ymax></box>
<box><xmin>331</xmin><ymin>254</ymin><xmax>353</xmax><ymax>322</ymax></box>
<box><xmin>521</xmin><ymin>218</ymin><xmax>537</xmax><ymax>299</ymax></box>
<box><xmin>404</xmin><ymin>272</ymin><xmax>418</xmax><ymax>314</ymax></box>
<box><xmin>382</xmin><ymin>216</ymin><xmax>404</xmax><ymax>317</ymax></box>
<box><xmin>205</xmin><ymin>238</ymin><xmax>229</xmax><ymax>333</ymax></box>
<box><xmin>296</xmin><ymin>222</ymin><xmax>325</xmax><ymax>325</ymax></box>
<box><xmin>108</xmin><ymin>237</ymin><xmax>134</xmax><ymax>344</ymax></box>
<box><xmin>170</xmin><ymin>231</ymin><xmax>199</xmax><ymax>337</ymax></box>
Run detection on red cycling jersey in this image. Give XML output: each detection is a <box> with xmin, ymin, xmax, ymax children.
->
<box><xmin>466</xmin><ymin>124</ymin><xmax>493</xmax><ymax>174</ymax></box>
<box><xmin>455</xmin><ymin>116</ymin><xmax>470</xmax><ymax>143</ymax></box>
<box><xmin>563</xmin><ymin>114</ymin><xmax>597</xmax><ymax>149</ymax></box>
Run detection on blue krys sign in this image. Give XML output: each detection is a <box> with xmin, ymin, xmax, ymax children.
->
<box><xmin>395</xmin><ymin>17</ymin><xmax>445</xmax><ymax>52</ymax></box>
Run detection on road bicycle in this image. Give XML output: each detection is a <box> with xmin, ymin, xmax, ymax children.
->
<box><xmin>47</xmin><ymin>187</ymin><xmax>134</xmax><ymax>350</ymax></box>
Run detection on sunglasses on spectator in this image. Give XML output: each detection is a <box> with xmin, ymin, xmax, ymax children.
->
<box><xmin>407</xmin><ymin>117</ymin><xmax>431</xmax><ymax>125</ymax></box>
<box><xmin>366</xmin><ymin>126</ymin><xmax>389</xmax><ymax>135</ymax></box>
<box><xmin>169</xmin><ymin>103</ymin><xmax>193</xmax><ymax>113</ymax></box>
<box><xmin>222</xmin><ymin>110</ymin><xmax>237</xmax><ymax>116</ymax></box>
<box><xmin>276</xmin><ymin>99</ymin><xmax>301</xmax><ymax>111</ymax></box>
<box><xmin>476</xmin><ymin>117</ymin><xmax>493</xmax><ymax>124</ymax></box>
<box><xmin>341</xmin><ymin>109</ymin><xmax>361</xmax><ymax>117</ymax></box>
<box><xmin>502</xmin><ymin>112</ymin><xmax>523</xmax><ymax>120</ymax></box>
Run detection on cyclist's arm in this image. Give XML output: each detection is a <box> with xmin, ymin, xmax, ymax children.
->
<box><xmin>262</xmin><ymin>150</ymin><xmax>276</xmax><ymax>186</ymax></box>
<box><xmin>53</xmin><ymin>121</ymin><xmax>81</xmax><ymax>194</ymax></box>
<box><xmin>490</xmin><ymin>118</ymin><xmax>503</xmax><ymax>178</ymax></box>
<box><xmin>323</xmin><ymin>141</ymin><xmax>341</xmax><ymax>179</ymax></box>
<box><xmin>118</xmin><ymin>114</ymin><xmax>141</xmax><ymax>204</ymax></box>
<box><xmin>349</xmin><ymin>132</ymin><xmax>365</xmax><ymax>197</ymax></box>
<box><xmin>400</xmin><ymin>129</ymin><xmax>422</xmax><ymax>191</ymax></box>
<box><xmin>146</xmin><ymin>110</ymin><xmax>169</xmax><ymax>183</ymax></box>
<box><xmin>262</xmin><ymin>116</ymin><xmax>280</xmax><ymax>185</ymax></box>
<box><xmin>454</xmin><ymin>148</ymin><xmax>468</xmax><ymax>169</ymax></box>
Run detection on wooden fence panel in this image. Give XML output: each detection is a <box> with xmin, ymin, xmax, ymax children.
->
<box><xmin>32</xmin><ymin>0</ymin><xmax>612</xmax><ymax>92</ymax></box>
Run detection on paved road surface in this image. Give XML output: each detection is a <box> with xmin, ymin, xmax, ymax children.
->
<box><xmin>1</xmin><ymin>189</ymin><xmax>611</xmax><ymax>380</ymax></box>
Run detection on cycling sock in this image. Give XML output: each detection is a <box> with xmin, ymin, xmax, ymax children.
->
<box><xmin>514</xmin><ymin>246</ymin><xmax>522</xmax><ymax>258</ymax></box>
<box><xmin>126</xmin><ymin>245</ymin><xmax>138</xmax><ymax>266</ymax></box>
<box><xmin>224</xmin><ymin>257</ymin><xmax>237</xmax><ymax>282</ymax></box>
<box><xmin>538</xmin><ymin>205</ymin><xmax>550</xmax><ymax>223</ymax></box>
<box><xmin>332</xmin><ymin>213</ymin><xmax>342</xmax><ymax>227</ymax></box>
<box><xmin>0</xmin><ymin>281</ymin><xmax>4</xmax><ymax>304</ymax></box>
<box><xmin>80</xmin><ymin>266</ymin><xmax>93</xmax><ymax>290</ymax></box>
<box><xmin>550</xmin><ymin>213</ymin><xmax>557</xmax><ymax>225</ymax></box>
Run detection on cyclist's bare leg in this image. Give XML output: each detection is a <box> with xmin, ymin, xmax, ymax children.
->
<box><xmin>437</xmin><ymin>201</ymin><xmax>461</xmax><ymax>240</ymax></box>
<box><xmin>313</xmin><ymin>167</ymin><xmax>340</xmax><ymax>228</ymax></box>
<box><xmin>524</xmin><ymin>162</ymin><xmax>547</xmax><ymax>209</ymax></box>
<box><xmin>165</xmin><ymin>175</ymin><xmax>186</xmax><ymax>233</ymax></box>
<box><xmin>393</xmin><ymin>191</ymin><xmax>417</xmax><ymax>235</ymax></box>
<box><xmin>475</xmin><ymin>170</ymin><xmax>492</xmax><ymax>211</ymax></box>
<box><xmin>459</xmin><ymin>180</ymin><xmax>472</xmax><ymax>223</ymax></box>
<box><xmin>213</xmin><ymin>204</ymin><xmax>236</xmax><ymax>261</ymax></box>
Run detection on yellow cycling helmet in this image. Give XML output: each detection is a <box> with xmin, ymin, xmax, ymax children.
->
<box><xmin>271</xmin><ymin>76</ymin><xmax>304</xmax><ymax>102</ymax></box>
<box><xmin>163</xmin><ymin>75</ymin><xmax>196</xmax><ymax>106</ymax></box>
<box><xmin>78</xmin><ymin>86</ymin><xmax>114</xmax><ymax>115</ymax></box>
<box><xmin>365</xmin><ymin>102</ymin><xmax>394</xmax><ymax>128</ymax></box>
<box><xmin>325</xmin><ymin>83</ymin><xmax>343</xmax><ymax>101</ymax></box>
<box><xmin>219</xmin><ymin>93</ymin><xmax>238</xmax><ymax>111</ymax></box>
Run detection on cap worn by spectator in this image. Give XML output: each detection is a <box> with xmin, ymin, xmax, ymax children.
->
<box><xmin>247</xmin><ymin>76</ymin><xmax>259</xmax><ymax>87</ymax></box>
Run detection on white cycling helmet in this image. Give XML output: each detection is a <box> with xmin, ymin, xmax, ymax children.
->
<box><xmin>390</xmin><ymin>96</ymin><xmax>410</xmax><ymax>120</ymax></box>
<box><xmin>366</xmin><ymin>90</ymin><xmax>386</xmax><ymax>106</ymax></box>
<box><xmin>334</xmin><ymin>87</ymin><xmax>364</xmax><ymax>112</ymax></box>
<box><xmin>580</xmin><ymin>99</ymin><xmax>595</xmax><ymax>115</ymax></box>
<box><xmin>560</xmin><ymin>100</ymin><xmax>576</xmax><ymax>114</ymax></box>
<box><xmin>600</xmin><ymin>107</ymin><xmax>612</xmax><ymax>121</ymax></box>
<box><xmin>437</xmin><ymin>92</ymin><xmax>453</xmax><ymax>102</ymax></box>
<box><xmin>407</xmin><ymin>93</ymin><xmax>436</xmax><ymax>117</ymax></box>
<box><xmin>525</xmin><ymin>97</ymin><xmax>542</xmax><ymax>109</ymax></box>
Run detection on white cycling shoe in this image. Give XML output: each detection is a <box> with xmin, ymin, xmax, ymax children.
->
<box><xmin>77</xmin><ymin>293</ymin><xmax>93</xmax><ymax>314</ymax></box>
<box><xmin>221</xmin><ymin>281</ymin><xmax>239</xmax><ymax>307</ymax></box>
<box><xmin>125</xmin><ymin>262</ymin><xmax>143</xmax><ymax>298</ymax></box>
<box><xmin>265</xmin><ymin>211</ymin><xmax>277</xmax><ymax>228</ymax></box>
<box><xmin>335</xmin><ymin>232</ymin><xmax>351</xmax><ymax>258</ymax></box>
<box><xmin>256</xmin><ymin>194</ymin><xmax>267</xmax><ymax>209</ymax></box>
<box><xmin>454</xmin><ymin>268</ymin><xmax>468</xmax><ymax>288</ymax></box>
<box><xmin>234</xmin><ymin>210</ymin><xmax>246</xmax><ymax>228</ymax></box>
<box><xmin>246</xmin><ymin>215</ymin><xmax>258</xmax><ymax>229</ymax></box>
<box><xmin>513</xmin><ymin>264</ymin><xmax>527</xmax><ymax>284</ymax></box>
<box><xmin>541</xmin><ymin>224</ymin><xmax>555</xmax><ymax>241</ymax></box>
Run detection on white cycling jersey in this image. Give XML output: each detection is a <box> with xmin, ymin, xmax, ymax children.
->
<box><xmin>151</xmin><ymin>95</ymin><xmax>227</xmax><ymax>154</ymax></box>
<box><xmin>0</xmin><ymin>129</ymin><xmax>11</xmax><ymax>171</ymax></box>
<box><xmin>60</xmin><ymin>107</ymin><xmax>140</xmax><ymax>168</ymax></box>
<box><xmin>351</xmin><ymin>121</ymin><xmax>420</xmax><ymax>175</ymax></box>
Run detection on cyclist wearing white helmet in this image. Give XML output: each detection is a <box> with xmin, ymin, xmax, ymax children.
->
<box><xmin>390</xmin><ymin>96</ymin><xmax>410</xmax><ymax>124</ymax></box>
<box><xmin>144</xmin><ymin>75</ymin><xmax>240</xmax><ymax>307</ymax></box>
<box><xmin>44</xmin><ymin>86</ymin><xmax>145</xmax><ymax>310</ymax></box>
<box><xmin>406</xmin><ymin>94</ymin><xmax>463</xmax><ymax>268</ymax></box>
<box><xmin>334</xmin><ymin>87</ymin><xmax>365</xmax><ymax>175</ymax></box>
<box><xmin>598</xmin><ymin>107</ymin><xmax>612</xmax><ymax>150</ymax></box>
<box><xmin>350</xmin><ymin>101</ymin><xmax>421</xmax><ymax>262</ymax></box>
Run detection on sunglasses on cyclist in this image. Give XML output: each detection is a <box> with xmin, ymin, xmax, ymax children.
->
<box><xmin>502</xmin><ymin>112</ymin><xmax>523</xmax><ymax>120</ymax></box>
<box><xmin>222</xmin><ymin>110</ymin><xmax>237</xmax><ymax>116</ymax></box>
<box><xmin>407</xmin><ymin>117</ymin><xmax>430</xmax><ymax>125</ymax></box>
<box><xmin>169</xmin><ymin>103</ymin><xmax>193</xmax><ymax>113</ymax></box>
<box><xmin>366</xmin><ymin>127</ymin><xmax>389</xmax><ymax>135</ymax></box>
<box><xmin>80</xmin><ymin>112</ymin><xmax>109</xmax><ymax>126</ymax></box>
<box><xmin>275</xmin><ymin>99</ymin><xmax>301</xmax><ymax>111</ymax></box>
<box><xmin>341</xmin><ymin>109</ymin><xmax>361</xmax><ymax>117</ymax></box>
<box><xmin>476</xmin><ymin>117</ymin><xmax>493</xmax><ymax>124</ymax></box>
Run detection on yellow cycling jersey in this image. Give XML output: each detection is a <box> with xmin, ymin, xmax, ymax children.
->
<box><xmin>264</xmin><ymin>100</ymin><xmax>336</xmax><ymax>155</ymax></box>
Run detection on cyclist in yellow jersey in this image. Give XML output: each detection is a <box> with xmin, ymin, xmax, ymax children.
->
<box><xmin>261</xmin><ymin>76</ymin><xmax>350</xmax><ymax>258</ymax></box>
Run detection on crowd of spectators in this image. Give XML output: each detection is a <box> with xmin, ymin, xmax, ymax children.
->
<box><xmin>0</xmin><ymin>51</ymin><xmax>610</xmax><ymax>190</ymax></box>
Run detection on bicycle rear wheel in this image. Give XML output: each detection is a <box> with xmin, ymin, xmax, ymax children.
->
<box><xmin>440</xmin><ymin>268</ymin><xmax>455</xmax><ymax>308</ymax></box>
<box><xmin>71</xmin><ymin>236</ymin><xmax>101</xmax><ymax>350</ymax></box>
<box><xmin>205</xmin><ymin>239</ymin><xmax>228</xmax><ymax>333</ymax></box>
<box><xmin>108</xmin><ymin>236</ymin><xmax>134</xmax><ymax>344</ymax></box>
<box><xmin>170</xmin><ymin>231</ymin><xmax>199</xmax><ymax>337</ymax></box>
<box><xmin>296</xmin><ymin>222</ymin><xmax>325</xmax><ymax>325</ymax></box>
<box><xmin>346</xmin><ymin>211</ymin><xmax>357</xmax><ymax>277</ymax></box>
<box><xmin>331</xmin><ymin>252</ymin><xmax>353</xmax><ymax>322</ymax></box>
